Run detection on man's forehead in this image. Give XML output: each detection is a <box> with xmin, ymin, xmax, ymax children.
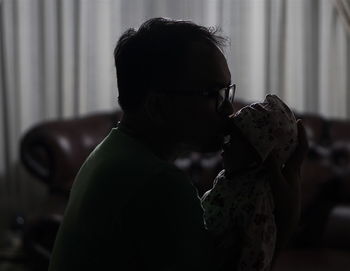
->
<box><xmin>182</xmin><ymin>42</ymin><xmax>231</xmax><ymax>89</ymax></box>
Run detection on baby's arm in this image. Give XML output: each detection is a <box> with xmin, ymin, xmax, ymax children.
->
<box><xmin>201</xmin><ymin>172</ymin><xmax>228</xmax><ymax>234</ymax></box>
<box><xmin>264</xmin><ymin>120</ymin><xmax>308</xmax><ymax>252</ymax></box>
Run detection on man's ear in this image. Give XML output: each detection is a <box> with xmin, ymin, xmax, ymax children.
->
<box><xmin>144</xmin><ymin>94</ymin><xmax>167</xmax><ymax>125</ymax></box>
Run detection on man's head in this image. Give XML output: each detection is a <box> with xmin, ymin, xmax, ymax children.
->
<box><xmin>114</xmin><ymin>17</ymin><xmax>234</xmax><ymax>153</ymax></box>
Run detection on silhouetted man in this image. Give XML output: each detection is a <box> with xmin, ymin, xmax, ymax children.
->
<box><xmin>49</xmin><ymin>18</ymin><xmax>308</xmax><ymax>271</ymax></box>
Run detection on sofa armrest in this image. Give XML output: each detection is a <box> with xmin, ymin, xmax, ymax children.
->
<box><xmin>20</xmin><ymin>111</ymin><xmax>120</xmax><ymax>193</ymax></box>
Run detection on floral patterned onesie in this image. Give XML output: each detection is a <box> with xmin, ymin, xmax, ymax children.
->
<box><xmin>201</xmin><ymin>94</ymin><xmax>298</xmax><ymax>271</ymax></box>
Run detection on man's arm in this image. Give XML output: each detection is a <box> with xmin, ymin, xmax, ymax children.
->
<box><xmin>123</xmin><ymin>167</ymin><xmax>214</xmax><ymax>271</ymax></box>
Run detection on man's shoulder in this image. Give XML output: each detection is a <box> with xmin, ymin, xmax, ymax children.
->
<box><xmin>71</xmin><ymin>127</ymin><xmax>192</xmax><ymax>200</ymax></box>
<box><xmin>76</xmin><ymin>128</ymin><xmax>170</xmax><ymax>177</ymax></box>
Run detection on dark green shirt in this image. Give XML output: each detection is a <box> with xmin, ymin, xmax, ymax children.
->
<box><xmin>49</xmin><ymin>126</ymin><xmax>212</xmax><ymax>270</ymax></box>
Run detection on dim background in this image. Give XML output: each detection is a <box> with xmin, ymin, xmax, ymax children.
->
<box><xmin>0</xmin><ymin>0</ymin><xmax>349</xmax><ymax>263</ymax></box>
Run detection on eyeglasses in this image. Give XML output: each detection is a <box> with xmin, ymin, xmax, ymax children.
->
<box><xmin>159</xmin><ymin>83</ymin><xmax>236</xmax><ymax>111</ymax></box>
<box><xmin>216</xmin><ymin>83</ymin><xmax>236</xmax><ymax>110</ymax></box>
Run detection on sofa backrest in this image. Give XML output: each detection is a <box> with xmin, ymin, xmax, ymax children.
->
<box><xmin>20</xmin><ymin>102</ymin><xmax>350</xmax><ymax>206</ymax></box>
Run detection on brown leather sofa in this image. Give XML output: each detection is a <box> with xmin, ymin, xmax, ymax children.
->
<box><xmin>20</xmin><ymin>101</ymin><xmax>350</xmax><ymax>270</ymax></box>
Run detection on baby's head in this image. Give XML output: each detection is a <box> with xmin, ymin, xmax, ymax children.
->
<box><xmin>223</xmin><ymin>95</ymin><xmax>298</xmax><ymax>175</ymax></box>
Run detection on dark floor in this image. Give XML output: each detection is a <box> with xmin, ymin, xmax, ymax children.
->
<box><xmin>0</xmin><ymin>262</ymin><xmax>28</xmax><ymax>271</ymax></box>
<box><xmin>0</xmin><ymin>230</ymin><xmax>29</xmax><ymax>271</ymax></box>
<box><xmin>0</xmin><ymin>249</ymin><xmax>29</xmax><ymax>271</ymax></box>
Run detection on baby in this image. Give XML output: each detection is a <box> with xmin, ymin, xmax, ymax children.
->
<box><xmin>201</xmin><ymin>94</ymin><xmax>298</xmax><ymax>271</ymax></box>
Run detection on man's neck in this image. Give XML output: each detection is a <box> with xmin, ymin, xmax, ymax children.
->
<box><xmin>118</xmin><ymin>115</ymin><xmax>182</xmax><ymax>162</ymax></box>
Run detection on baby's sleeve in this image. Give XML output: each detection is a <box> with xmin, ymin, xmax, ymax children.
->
<box><xmin>201</xmin><ymin>171</ymin><xmax>230</xmax><ymax>235</ymax></box>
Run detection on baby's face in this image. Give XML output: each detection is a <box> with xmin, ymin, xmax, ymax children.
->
<box><xmin>222</xmin><ymin>127</ymin><xmax>260</xmax><ymax>177</ymax></box>
<box><xmin>232</xmin><ymin>95</ymin><xmax>298</xmax><ymax>165</ymax></box>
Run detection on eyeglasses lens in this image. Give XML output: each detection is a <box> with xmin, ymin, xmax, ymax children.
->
<box><xmin>217</xmin><ymin>89</ymin><xmax>226</xmax><ymax>108</ymax></box>
<box><xmin>217</xmin><ymin>85</ymin><xmax>236</xmax><ymax>110</ymax></box>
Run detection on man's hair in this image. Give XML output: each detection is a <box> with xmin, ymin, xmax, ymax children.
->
<box><xmin>114</xmin><ymin>17</ymin><xmax>227</xmax><ymax>113</ymax></box>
